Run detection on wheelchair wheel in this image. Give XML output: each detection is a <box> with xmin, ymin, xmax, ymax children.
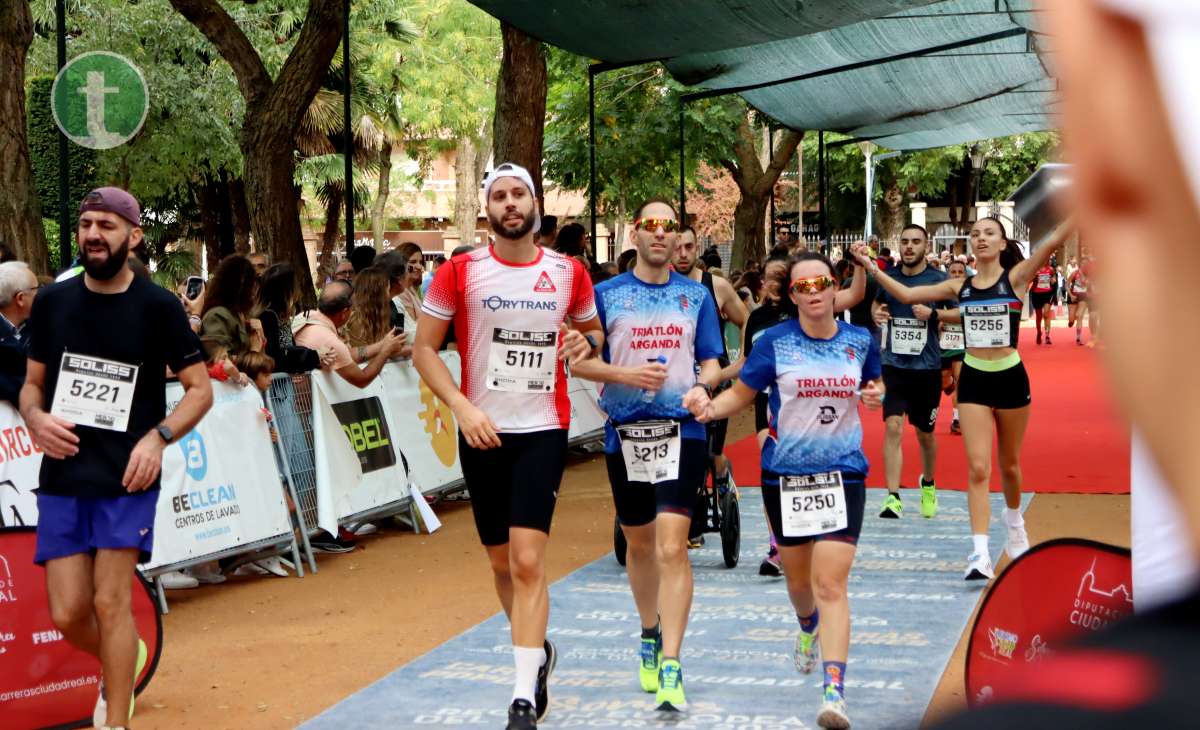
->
<box><xmin>614</xmin><ymin>515</ymin><xmax>627</xmax><ymax>567</ymax></box>
<box><xmin>720</xmin><ymin>489</ymin><xmax>740</xmax><ymax>568</ymax></box>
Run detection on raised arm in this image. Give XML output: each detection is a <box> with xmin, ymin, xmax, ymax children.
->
<box><xmin>850</xmin><ymin>247</ymin><xmax>961</xmax><ymax>304</ymax></box>
<box><xmin>834</xmin><ymin>260</ymin><xmax>865</xmax><ymax>313</ymax></box>
<box><xmin>1010</xmin><ymin>220</ymin><xmax>1076</xmax><ymax>292</ymax></box>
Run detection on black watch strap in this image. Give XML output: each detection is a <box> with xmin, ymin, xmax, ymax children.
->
<box><xmin>584</xmin><ymin>333</ymin><xmax>599</xmax><ymax>349</ymax></box>
<box><xmin>155</xmin><ymin>424</ymin><xmax>173</xmax><ymax>444</ymax></box>
<box><xmin>692</xmin><ymin>382</ymin><xmax>714</xmax><ymax>398</ymax></box>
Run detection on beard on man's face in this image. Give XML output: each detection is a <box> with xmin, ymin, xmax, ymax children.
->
<box><xmin>488</xmin><ymin>208</ymin><xmax>536</xmax><ymax>241</ymax></box>
<box><xmin>81</xmin><ymin>234</ymin><xmax>131</xmax><ymax>280</ymax></box>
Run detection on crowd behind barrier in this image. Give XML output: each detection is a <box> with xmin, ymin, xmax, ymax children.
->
<box><xmin>0</xmin><ymin>352</ymin><xmax>607</xmax><ymax>611</ymax></box>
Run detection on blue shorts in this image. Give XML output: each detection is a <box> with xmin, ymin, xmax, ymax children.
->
<box><xmin>34</xmin><ymin>491</ymin><xmax>158</xmax><ymax>565</ymax></box>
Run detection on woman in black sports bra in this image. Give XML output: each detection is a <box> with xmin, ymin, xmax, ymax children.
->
<box><xmin>852</xmin><ymin>217</ymin><xmax>1074</xmax><ymax>582</ymax></box>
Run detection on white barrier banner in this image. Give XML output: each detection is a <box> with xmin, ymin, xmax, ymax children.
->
<box><xmin>0</xmin><ymin>403</ymin><xmax>43</xmax><ymax>527</ymax></box>
<box><xmin>311</xmin><ymin>370</ymin><xmax>409</xmax><ymax>534</ymax></box>
<box><xmin>567</xmin><ymin>376</ymin><xmax>607</xmax><ymax>442</ymax></box>
<box><xmin>145</xmin><ymin>381</ymin><xmax>293</xmax><ymax>570</ymax></box>
<box><xmin>379</xmin><ymin>352</ymin><xmax>463</xmax><ymax>495</ymax></box>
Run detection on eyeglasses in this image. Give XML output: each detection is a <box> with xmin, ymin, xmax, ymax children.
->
<box><xmin>634</xmin><ymin>218</ymin><xmax>678</xmax><ymax>233</ymax></box>
<box><xmin>789</xmin><ymin>276</ymin><xmax>837</xmax><ymax>295</ymax></box>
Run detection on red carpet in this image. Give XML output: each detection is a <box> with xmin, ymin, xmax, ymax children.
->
<box><xmin>725</xmin><ymin>326</ymin><xmax>1130</xmax><ymax>494</ymax></box>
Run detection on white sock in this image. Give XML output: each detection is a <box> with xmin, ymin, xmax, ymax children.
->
<box><xmin>1004</xmin><ymin>507</ymin><xmax>1025</xmax><ymax>528</ymax></box>
<box><xmin>511</xmin><ymin>645</ymin><xmax>545</xmax><ymax>705</ymax></box>
<box><xmin>953</xmin><ymin>408</ymin><xmax>959</xmax><ymax>420</ymax></box>
<box><xmin>972</xmin><ymin>534</ymin><xmax>989</xmax><ymax>557</ymax></box>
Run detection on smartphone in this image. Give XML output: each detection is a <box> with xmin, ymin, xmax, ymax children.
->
<box><xmin>185</xmin><ymin>276</ymin><xmax>204</xmax><ymax>300</ymax></box>
<box><xmin>394</xmin><ymin>310</ymin><xmax>405</xmax><ymax>332</ymax></box>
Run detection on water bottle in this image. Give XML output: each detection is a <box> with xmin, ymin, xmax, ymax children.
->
<box><xmin>641</xmin><ymin>355</ymin><xmax>667</xmax><ymax>402</ymax></box>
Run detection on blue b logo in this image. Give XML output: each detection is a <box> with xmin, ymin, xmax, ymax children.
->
<box><xmin>178</xmin><ymin>431</ymin><xmax>207</xmax><ymax>482</ymax></box>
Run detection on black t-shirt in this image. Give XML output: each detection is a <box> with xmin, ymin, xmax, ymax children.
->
<box><xmin>845</xmin><ymin>274</ymin><xmax>879</xmax><ymax>332</ymax></box>
<box><xmin>29</xmin><ymin>274</ymin><xmax>204</xmax><ymax>497</ymax></box>
<box><xmin>927</xmin><ymin>589</ymin><xmax>1200</xmax><ymax>730</ymax></box>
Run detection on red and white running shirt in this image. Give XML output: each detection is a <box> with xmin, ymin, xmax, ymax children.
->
<box><xmin>422</xmin><ymin>245</ymin><xmax>597</xmax><ymax>433</ymax></box>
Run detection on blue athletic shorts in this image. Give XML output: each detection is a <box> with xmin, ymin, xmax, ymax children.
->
<box><xmin>34</xmin><ymin>490</ymin><xmax>158</xmax><ymax>565</ymax></box>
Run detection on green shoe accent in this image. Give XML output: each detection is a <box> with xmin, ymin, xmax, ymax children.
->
<box><xmin>794</xmin><ymin>628</ymin><xmax>819</xmax><ymax>674</ymax></box>
<box><xmin>130</xmin><ymin>637</ymin><xmax>147</xmax><ymax>720</ymax></box>
<box><xmin>920</xmin><ymin>482</ymin><xmax>938</xmax><ymax>519</ymax></box>
<box><xmin>638</xmin><ymin>636</ymin><xmax>661</xmax><ymax>692</ymax></box>
<box><xmin>879</xmin><ymin>492</ymin><xmax>902</xmax><ymax>519</ymax></box>
<box><xmin>655</xmin><ymin>659</ymin><xmax>687</xmax><ymax>711</ymax></box>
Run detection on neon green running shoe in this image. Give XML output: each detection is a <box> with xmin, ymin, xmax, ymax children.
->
<box><xmin>879</xmin><ymin>492</ymin><xmax>902</xmax><ymax>519</ymax></box>
<box><xmin>794</xmin><ymin>626</ymin><xmax>819</xmax><ymax>674</ymax></box>
<box><xmin>639</xmin><ymin>634</ymin><xmax>662</xmax><ymax>692</ymax></box>
<box><xmin>920</xmin><ymin>481</ymin><xmax>938</xmax><ymax>519</ymax></box>
<box><xmin>655</xmin><ymin>659</ymin><xmax>687</xmax><ymax>712</ymax></box>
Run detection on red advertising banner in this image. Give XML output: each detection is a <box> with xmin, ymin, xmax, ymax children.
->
<box><xmin>0</xmin><ymin>527</ymin><xmax>162</xmax><ymax>729</ymax></box>
<box><xmin>966</xmin><ymin>538</ymin><xmax>1133</xmax><ymax>707</ymax></box>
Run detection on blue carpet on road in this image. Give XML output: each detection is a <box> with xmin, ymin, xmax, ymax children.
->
<box><xmin>305</xmin><ymin>489</ymin><xmax>1028</xmax><ymax>729</ymax></box>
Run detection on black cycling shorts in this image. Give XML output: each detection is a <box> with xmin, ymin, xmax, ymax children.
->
<box><xmin>881</xmin><ymin>365</ymin><xmax>942</xmax><ymax>433</ymax></box>
<box><xmin>459</xmin><ymin>429</ymin><xmax>568</xmax><ymax>546</ymax></box>
<box><xmin>761</xmin><ymin>471</ymin><xmax>866</xmax><ymax>547</ymax></box>
<box><xmin>957</xmin><ymin>359</ymin><xmax>1032</xmax><ymax>410</ymax></box>
<box><xmin>607</xmin><ymin>437</ymin><xmax>707</xmax><ymax>527</ymax></box>
<box><xmin>1031</xmin><ymin>290</ymin><xmax>1056</xmax><ymax>310</ymax></box>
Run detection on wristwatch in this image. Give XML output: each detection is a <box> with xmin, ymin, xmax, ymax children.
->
<box><xmin>584</xmin><ymin>333</ymin><xmax>599</xmax><ymax>349</ymax></box>
<box><xmin>154</xmin><ymin>424</ymin><xmax>174</xmax><ymax>444</ymax></box>
<box><xmin>691</xmin><ymin>382</ymin><xmax>714</xmax><ymax>398</ymax></box>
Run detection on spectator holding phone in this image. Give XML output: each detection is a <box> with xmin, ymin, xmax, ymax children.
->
<box><xmin>295</xmin><ymin>280</ymin><xmax>404</xmax><ymax>389</ymax></box>
<box><xmin>345</xmin><ymin>267</ymin><xmax>412</xmax><ymax>360</ymax></box>
<box><xmin>255</xmin><ymin>262</ymin><xmax>332</xmax><ymax>373</ymax></box>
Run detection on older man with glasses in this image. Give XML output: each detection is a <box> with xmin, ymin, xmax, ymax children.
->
<box><xmin>0</xmin><ymin>261</ymin><xmax>38</xmax><ymax>406</ymax></box>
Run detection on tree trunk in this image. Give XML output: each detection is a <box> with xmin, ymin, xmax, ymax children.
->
<box><xmin>493</xmin><ymin>22</ymin><xmax>547</xmax><ymax>212</ymax></box>
<box><xmin>371</xmin><ymin>139</ymin><xmax>392</xmax><ymax>251</ymax></box>
<box><xmin>614</xmin><ymin>194</ymin><xmax>627</xmax><ymax>251</ymax></box>
<box><xmin>880</xmin><ymin>181</ymin><xmax>904</xmax><ymax>242</ymax></box>
<box><xmin>229</xmin><ymin>177</ymin><xmax>251</xmax><ymax>254</ymax></box>
<box><xmin>0</xmin><ymin>0</ymin><xmax>50</xmax><ymax>274</ymax></box>
<box><xmin>732</xmin><ymin>195</ymin><xmax>770</xmax><ymax>270</ymax></box>
<box><xmin>318</xmin><ymin>187</ymin><xmax>343</xmax><ymax>282</ymax></box>
<box><xmin>722</xmin><ymin>116</ymin><xmax>803</xmax><ymax>270</ymax></box>
<box><xmin>170</xmin><ymin>0</ymin><xmax>344</xmax><ymax>308</ymax></box>
<box><xmin>453</xmin><ymin>134</ymin><xmax>480</xmax><ymax>248</ymax></box>
<box><xmin>196</xmin><ymin>180</ymin><xmax>223</xmax><ymax>274</ymax></box>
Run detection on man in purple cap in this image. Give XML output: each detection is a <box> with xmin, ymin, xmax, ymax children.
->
<box><xmin>20</xmin><ymin>187</ymin><xmax>214</xmax><ymax>729</ymax></box>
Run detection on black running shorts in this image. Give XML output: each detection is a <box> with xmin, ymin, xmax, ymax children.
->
<box><xmin>607</xmin><ymin>437</ymin><xmax>707</xmax><ymax>527</ymax></box>
<box><xmin>458</xmin><ymin>429</ymin><xmax>568</xmax><ymax>546</ymax></box>
<box><xmin>761</xmin><ymin>471</ymin><xmax>866</xmax><ymax>547</ymax></box>
<box><xmin>1031</xmin><ymin>290</ymin><xmax>1055</xmax><ymax>310</ymax></box>
<box><xmin>881</xmin><ymin>365</ymin><xmax>942</xmax><ymax>433</ymax></box>
<box><xmin>957</xmin><ymin>360</ymin><xmax>1031</xmax><ymax>410</ymax></box>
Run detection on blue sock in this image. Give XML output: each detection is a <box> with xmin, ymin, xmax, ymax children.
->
<box><xmin>798</xmin><ymin>608</ymin><xmax>819</xmax><ymax>634</ymax></box>
<box><xmin>823</xmin><ymin>661</ymin><xmax>846</xmax><ymax>697</ymax></box>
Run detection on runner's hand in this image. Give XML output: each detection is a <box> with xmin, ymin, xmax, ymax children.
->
<box><xmin>624</xmin><ymin>362</ymin><xmax>668</xmax><ymax>391</ymax></box>
<box><xmin>912</xmin><ymin>304</ymin><xmax>932</xmax><ymax>321</ymax></box>
<box><xmin>860</xmin><ymin>381</ymin><xmax>884</xmax><ymax>410</ymax></box>
<box><xmin>682</xmin><ymin>385</ymin><xmax>711</xmax><ymax>418</ymax></box>
<box><xmin>873</xmin><ymin>303</ymin><xmax>891</xmax><ymax>327</ymax></box>
<box><xmin>28</xmin><ymin>410</ymin><xmax>79</xmax><ymax>459</ymax></box>
<box><xmin>849</xmin><ymin>241</ymin><xmax>873</xmax><ymax>267</ymax></box>
<box><xmin>123</xmin><ymin>432</ymin><xmax>165</xmax><ymax>492</ymax></box>
<box><xmin>454</xmin><ymin>401</ymin><xmax>502</xmax><ymax>450</ymax></box>
<box><xmin>558</xmin><ymin>323</ymin><xmax>590</xmax><ymax>365</ymax></box>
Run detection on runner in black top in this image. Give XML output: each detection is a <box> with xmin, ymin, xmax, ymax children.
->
<box><xmin>22</xmin><ymin>188</ymin><xmax>213</xmax><ymax>729</ymax></box>
<box><xmin>854</xmin><ymin>218</ymin><xmax>1074</xmax><ymax>581</ymax></box>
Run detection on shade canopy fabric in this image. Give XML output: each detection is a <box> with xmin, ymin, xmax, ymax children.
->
<box><xmin>469</xmin><ymin>0</ymin><xmax>1055</xmax><ymax>150</ymax></box>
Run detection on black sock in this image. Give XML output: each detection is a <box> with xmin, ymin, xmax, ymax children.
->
<box><xmin>920</xmin><ymin>476</ymin><xmax>935</xmax><ymax>487</ymax></box>
<box><xmin>642</xmin><ymin>623</ymin><xmax>660</xmax><ymax>640</ymax></box>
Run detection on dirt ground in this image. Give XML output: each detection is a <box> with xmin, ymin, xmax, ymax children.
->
<box><xmin>139</xmin><ymin>407</ymin><xmax>1129</xmax><ymax>729</ymax></box>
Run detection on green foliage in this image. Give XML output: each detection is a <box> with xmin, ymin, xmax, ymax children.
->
<box><xmin>26</xmin><ymin>77</ymin><xmax>99</xmax><ymax>217</ymax></box>
<box><xmin>150</xmin><ymin>248</ymin><xmax>196</xmax><ymax>290</ymax></box>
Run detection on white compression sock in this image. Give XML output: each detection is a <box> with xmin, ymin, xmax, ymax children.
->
<box><xmin>1004</xmin><ymin>507</ymin><xmax>1025</xmax><ymax>527</ymax></box>
<box><xmin>953</xmin><ymin>408</ymin><xmax>959</xmax><ymax>420</ymax></box>
<box><xmin>972</xmin><ymin>534</ymin><xmax>990</xmax><ymax>556</ymax></box>
<box><xmin>511</xmin><ymin>645</ymin><xmax>546</xmax><ymax>705</ymax></box>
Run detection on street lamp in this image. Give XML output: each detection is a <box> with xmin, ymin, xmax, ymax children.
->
<box><xmin>859</xmin><ymin>141</ymin><xmax>901</xmax><ymax>239</ymax></box>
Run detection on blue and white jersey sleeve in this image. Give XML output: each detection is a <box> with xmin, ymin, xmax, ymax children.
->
<box><xmin>863</xmin><ymin>334</ymin><xmax>882</xmax><ymax>383</ymax></box>
<box><xmin>695</xmin><ymin>290</ymin><xmax>724</xmax><ymax>363</ymax></box>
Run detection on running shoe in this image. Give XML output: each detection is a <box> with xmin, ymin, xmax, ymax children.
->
<box><xmin>816</xmin><ymin>687</ymin><xmax>851</xmax><ymax>729</ymax></box>
<box><xmin>1005</xmin><ymin>523</ymin><xmax>1031</xmax><ymax>561</ymax></box>
<box><xmin>950</xmin><ymin>419</ymin><xmax>961</xmax><ymax>436</ymax></box>
<box><xmin>879</xmin><ymin>493</ymin><xmax>902</xmax><ymax>519</ymax></box>
<box><xmin>639</xmin><ymin>633</ymin><xmax>662</xmax><ymax>692</ymax></box>
<box><xmin>1045</xmin><ymin>334</ymin><xmax>1053</xmax><ymax>345</ymax></box>
<box><xmin>506</xmin><ymin>699</ymin><xmax>537</xmax><ymax>730</ymax></box>
<box><xmin>655</xmin><ymin>659</ymin><xmax>687</xmax><ymax>712</ymax></box>
<box><xmin>794</xmin><ymin>626</ymin><xmax>819</xmax><ymax>674</ymax></box>
<box><xmin>687</xmin><ymin>535</ymin><xmax>705</xmax><ymax>549</ymax></box>
<box><xmin>534</xmin><ymin>639</ymin><xmax>557</xmax><ymax>721</ymax></box>
<box><xmin>759</xmin><ymin>547</ymin><xmax>782</xmax><ymax>577</ymax></box>
<box><xmin>964</xmin><ymin>552</ymin><xmax>995</xmax><ymax>581</ymax></box>
<box><xmin>1036</xmin><ymin>331</ymin><xmax>1042</xmax><ymax>345</ymax></box>
<box><xmin>919</xmin><ymin>482</ymin><xmax>938</xmax><ymax>519</ymax></box>
<box><xmin>94</xmin><ymin>638</ymin><xmax>147</xmax><ymax>727</ymax></box>
<box><xmin>158</xmin><ymin>570</ymin><xmax>199</xmax><ymax>590</ymax></box>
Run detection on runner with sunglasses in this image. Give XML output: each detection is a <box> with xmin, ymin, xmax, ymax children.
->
<box><xmin>571</xmin><ymin>199</ymin><xmax>723</xmax><ymax>713</ymax></box>
<box><xmin>688</xmin><ymin>247</ymin><xmax>883</xmax><ymax>730</ymax></box>
<box><xmin>674</xmin><ymin>226</ymin><xmax>748</xmax><ymax>547</ymax></box>
<box><xmin>852</xmin><ymin>218</ymin><xmax>1074</xmax><ymax>580</ymax></box>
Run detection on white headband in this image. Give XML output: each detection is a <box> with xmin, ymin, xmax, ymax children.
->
<box><xmin>483</xmin><ymin>162</ymin><xmax>541</xmax><ymax>237</ymax></box>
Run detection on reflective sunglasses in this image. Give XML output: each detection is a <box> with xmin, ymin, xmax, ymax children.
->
<box><xmin>634</xmin><ymin>218</ymin><xmax>678</xmax><ymax>233</ymax></box>
<box><xmin>789</xmin><ymin>275</ymin><xmax>837</xmax><ymax>295</ymax></box>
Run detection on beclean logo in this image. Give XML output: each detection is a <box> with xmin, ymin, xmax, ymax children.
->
<box><xmin>178</xmin><ymin>431</ymin><xmax>208</xmax><ymax>482</ymax></box>
<box><xmin>51</xmin><ymin>51</ymin><xmax>149</xmax><ymax>150</ymax></box>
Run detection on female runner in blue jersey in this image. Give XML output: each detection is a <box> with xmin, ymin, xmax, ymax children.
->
<box><xmin>851</xmin><ymin>219</ymin><xmax>1074</xmax><ymax>581</ymax></box>
<box><xmin>688</xmin><ymin>247</ymin><xmax>883</xmax><ymax>730</ymax></box>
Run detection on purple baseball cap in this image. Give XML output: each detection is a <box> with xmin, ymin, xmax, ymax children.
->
<box><xmin>79</xmin><ymin>187</ymin><xmax>141</xmax><ymax>227</ymax></box>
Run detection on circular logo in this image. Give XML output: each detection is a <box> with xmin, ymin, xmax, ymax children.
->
<box><xmin>51</xmin><ymin>51</ymin><xmax>149</xmax><ymax>150</ymax></box>
<box><xmin>178</xmin><ymin>431</ymin><xmax>208</xmax><ymax>482</ymax></box>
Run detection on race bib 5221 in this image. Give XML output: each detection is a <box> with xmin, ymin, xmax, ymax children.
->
<box><xmin>50</xmin><ymin>352</ymin><xmax>139</xmax><ymax>431</ymax></box>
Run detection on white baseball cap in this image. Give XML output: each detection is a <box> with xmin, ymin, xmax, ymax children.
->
<box><xmin>484</xmin><ymin>163</ymin><xmax>541</xmax><ymax>235</ymax></box>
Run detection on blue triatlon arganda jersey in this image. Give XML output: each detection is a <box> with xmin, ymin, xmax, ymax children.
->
<box><xmin>739</xmin><ymin>319</ymin><xmax>882</xmax><ymax>477</ymax></box>
<box><xmin>594</xmin><ymin>271</ymin><xmax>724</xmax><ymax>454</ymax></box>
